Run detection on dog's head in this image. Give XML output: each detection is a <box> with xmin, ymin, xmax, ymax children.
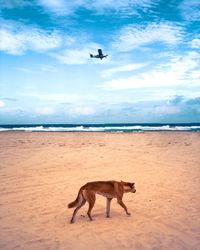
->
<box><xmin>121</xmin><ymin>181</ymin><xmax>136</xmax><ymax>193</ymax></box>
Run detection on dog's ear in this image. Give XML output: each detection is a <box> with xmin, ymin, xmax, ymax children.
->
<box><xmin>131</xmin><ymin>182</ymin><xmax>135</xmax><ymax>187</ymax></box>
<box><xmin>120</xmin><ymin>180</ymin><xmax>124</xmax><ymax>184</ymax></box>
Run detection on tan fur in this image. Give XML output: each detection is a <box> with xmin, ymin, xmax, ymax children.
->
<box><xmin>68</xmin><ymin>180</ymin><xmax>136</xmax><ymax>223</ymax></box>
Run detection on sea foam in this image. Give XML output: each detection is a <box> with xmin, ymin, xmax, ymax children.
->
<box><xmin>0</xmin><ymin>124</ymin><xmax>200</xmax><ymax>132</ymax></box>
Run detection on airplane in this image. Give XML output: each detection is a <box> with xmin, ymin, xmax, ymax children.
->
<box><xmin>90</xmin><ymin>49</ymin><xmax>108</xmax><ymax>60</ymax></box>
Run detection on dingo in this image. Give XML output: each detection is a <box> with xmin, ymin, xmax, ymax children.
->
<box><xmin>68</xmin><ymin>180</ymin><xmax>136</xmax><ymax>223</ymax></box>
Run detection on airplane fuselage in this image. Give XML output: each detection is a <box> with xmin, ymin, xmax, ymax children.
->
<box><xmin>90</xmin><ymin>49</ymin><xmax>108</xmax><ymax>60</ymax></box>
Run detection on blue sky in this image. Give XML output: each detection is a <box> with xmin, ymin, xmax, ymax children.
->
<box><xmin>0</xmin><ymin>0</ymin><xmax>200</xmax><ymax>124</ymax></box>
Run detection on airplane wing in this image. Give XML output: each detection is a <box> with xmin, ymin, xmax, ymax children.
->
<box><xmin>98</xmin><ymin>49</ymin><xmax>103</xmax><ymax>56</ymax></box>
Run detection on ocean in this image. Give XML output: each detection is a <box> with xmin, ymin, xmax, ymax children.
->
<box><xmin>0</xmin><ymin>123</ymin><xmax>200</xmax><ymax>132</ymax></box>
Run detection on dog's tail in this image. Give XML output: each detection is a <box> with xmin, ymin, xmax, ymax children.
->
<box><xmin>68</xmin><ymin>188</ymin><xmax>83</xmax><ymax>208</ymax></box>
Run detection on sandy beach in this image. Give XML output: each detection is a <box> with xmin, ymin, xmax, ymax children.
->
<box><xmin>0</xmin><ymin>132</ymin><xmax>199</xmax><ymax>250</ymax></box>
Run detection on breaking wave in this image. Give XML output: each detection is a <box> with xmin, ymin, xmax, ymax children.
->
<box><xmin>0</xmin><ymin>124</ymin><xmax>200</xmax><ymax>132</ymax></box>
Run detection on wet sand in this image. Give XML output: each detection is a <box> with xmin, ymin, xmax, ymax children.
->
<box><xmin>0</xmin><ymin>132</ymin><xmax>200</xmax><ymax>250</ymax></box>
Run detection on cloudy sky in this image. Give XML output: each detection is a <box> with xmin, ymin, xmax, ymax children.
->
<box><xmin>0</xmin><ymin>0</ymin><xmax>200</xmax><ymax>124</ymax></box>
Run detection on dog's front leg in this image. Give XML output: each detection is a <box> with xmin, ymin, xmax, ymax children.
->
<box><xmin>117</xmin><ymin>198</ymin><xmax>131</xmax><ymax>216</ymax></box>
<box><xmin>106</xmin><ymin>198</ymin><xmax>112</xmax><ymax>218</ymax></box>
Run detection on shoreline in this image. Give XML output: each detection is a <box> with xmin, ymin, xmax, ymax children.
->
<box><xmin>1</xmin><ymin>123</ymin><xmax>200</xmax><ymax>133</ymax></box>
<box><xmin>1</xmin><ymin>130</ymin><xmax>200</xmax><ymax>133</ymax></box>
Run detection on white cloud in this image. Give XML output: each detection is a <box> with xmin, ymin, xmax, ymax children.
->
<box><xmin>180</xmin><ymin>0</ymin><xmax>200</xmax><ymax>21</ymax></box>
<box><xmin>35</xmin><ymin>107</ymin><xmax>55</xmax><ymax>115</ymax></box>
<box><xmin>20</xmin><ymin>93</ymin><xmax>80</xmax><ymax>102</ymax></box>
<box><xmin>0</xmin><ymin>0</ymin><xmax>31</xmax><ymax>8</ymax></box>
<box><xmin>190</xmin><ymin>38</ymin><xmax>200</xmax><ymax>49</ymax></box>
<box><xmin>0</xmin><ymin>22</ymin><xmax>63</xmax><ymax>55</ymax></box>
<box><xmin>23</xmin><ymin>86</ymin><xmax>35</xmax><ymax>90</ymax></box>
<box><xmin>0</xmin><ymin>20</ymin><xmax>96</xmax><ymax>65</ymax></box>
<box><xmin>102</xmin><ymin>51</ymin><xmax>200</xmax><ymax>90</ymax></box>
<box><xmin>0</xmin><ymin>100</ymin><xmax>5</xmax><ymax>108</ymax></box>
<box><xmin>40</xmin><ymin>65</ymin><xmax>58</xmax><ymax>73</ymax></box>
<box><xmin>83</xmin><ymin>0</ymin><xmax>157</xmax><ymax>15</ymax></box>
<box><xmin>0</xmin><ymin>107</ymin><xmax>24</xmax><ymax>113</ymax></box>
<box><xmin>101</xmin><ymin>63</ymin><xmax>146</xmax><ymax>78</ymax></box>
<box><xmin>17</xmin><ymin>67</ymin><xmax>39</xmax><ymax>74</ymax></box>
<box><xmin>17</xmin><ymin>65</ymin><xmax>58</xmax><ymax>74</ymax></box>
<box><xmin>53</xmin><ymin>48</ymin><xmax>90</xmax><ymax>64</ymax></box>
<box><xmin>38</xmin><ymin>0</ymin><xmax>158</xmax><ymax>16</ymax></box>
<box><xmin>18</xmin><ymin>92</ymin><xmax>97</xmax><ymax>103</ymax></box>
<box><xmin>38</xmin><ymin>0</ymin><xmax>71</xmax><ymax>15</ymax></box>
<box><xmin>154</xmin><ymin>105</ymin><xmax>180</xmax><ymax>115</ymax></box>
<box><xmin>68</xmin><ymin>106</ymin><xmax>95</xmax><ymax>116</ymax></box>
<box><xmin>52</xmin><ymin>43</ymin><xmax>102</xmax><ymax>64</ymax></box>
<box><xmin>114</xmin><ymin>22</ymin><xmax>184</xmax><ymax>52</ymax></box>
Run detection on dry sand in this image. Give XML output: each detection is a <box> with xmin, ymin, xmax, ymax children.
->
<box><xmin>0</xmin><ymin>132</ymin><xmax>200</xmax><ymax>250</ymax></box>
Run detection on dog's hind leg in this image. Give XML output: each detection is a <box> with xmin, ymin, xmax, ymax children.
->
<box><xmin>106</xmin><ymin>198</ymin><xmax>112</xmax><ymax>218</ymax></box>
<box><xmin>70</xmin><ymin>200</ymin><xmax>86</xmax><ymax>224</ymax></box>
<box><xmin>86</xmin><ymin>193</ymin><xmax>96</xmax><ymax>221</ymax></box>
